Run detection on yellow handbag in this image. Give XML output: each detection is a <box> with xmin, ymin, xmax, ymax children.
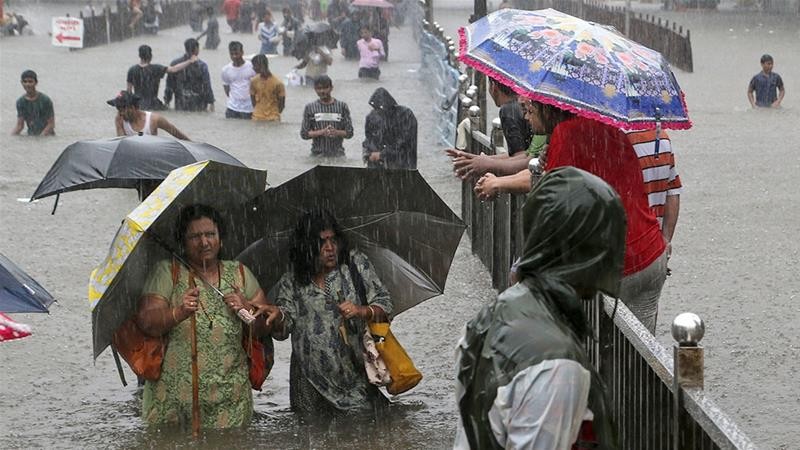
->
<box><xmin>368</xmin><ymin>322</ymin><xmax>423</xmax><ymax>395</ymax></box>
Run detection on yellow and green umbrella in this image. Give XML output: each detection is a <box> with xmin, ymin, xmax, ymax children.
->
<box><xmin>89</xmin><ymin>160</ymin><xmax>266</xmax><ymax>359</ymax></box>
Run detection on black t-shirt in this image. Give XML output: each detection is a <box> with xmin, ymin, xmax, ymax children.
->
<box><xmin>498</xmin><ymin>100</ymin><xmax>533</xmax><ymax>156</ymax></box>
<box><xmin>127</xmin><ymin>63</ymin><xmax>168</xmax><ymax>110</ymax></box>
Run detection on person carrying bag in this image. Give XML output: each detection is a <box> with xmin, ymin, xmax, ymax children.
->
<box><xmin>348</xmin><ymin>260</ymin><xmax>422</xmax><ymax>395</ymax></box>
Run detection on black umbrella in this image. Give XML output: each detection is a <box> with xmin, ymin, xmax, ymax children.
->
<box><xmin>292</xmin><ymin>21</ymin><xmax>339</xmax><ymax>59</ymax></box>
<box><xmin>227</xmin><ymin>166</ymin><xmax>465</xmax><ymax>315</ymax></box>
<box><xmin>0</xmin><ymin>252</ymin><xmax>56</xmax><ymax>313</ymax></box>
<box><xmin>30</xmin><ymin>135</ymin><xmax>246</xmax><ymax>203</ymax></box>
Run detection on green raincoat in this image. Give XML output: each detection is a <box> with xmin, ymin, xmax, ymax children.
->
<box><xmin>456</xmin><ymin>167</ymin><xmax>625</xmax><ymax>449</ymax></box>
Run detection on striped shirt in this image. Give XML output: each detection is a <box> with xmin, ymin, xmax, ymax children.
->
<box><xmin>627</xmin><ymin>130</ymin><xmax>683</xmax><ymax>228</ymax></box>
<box><xmin>300</xmin><ymin>99</ymin><xmax>354</xmax><ymax>156</ymax></box>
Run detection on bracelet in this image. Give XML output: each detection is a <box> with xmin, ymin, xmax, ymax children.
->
<box><xmin>367</xmin><ymin>305</ymin><xmax>375</xmax><ymax>321</ymax></box>
<box><xmin>171</xmin><ymin>307</ymin><xmax>179</xmax><ymax>323</ymax></box>
<box><xmin>278</xmin><ymin>307</ymin><xmax>285</xmax><ymax>324</ymax></box>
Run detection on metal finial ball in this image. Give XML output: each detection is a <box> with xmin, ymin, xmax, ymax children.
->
<box><xmin>468</xmin><ymin>105</ymin><xmax>481</xmax><ymax>118</ymax></box>
<box><xmin>671</xmin><ymin>313</ymin><xmax>705</xmax><ymax>345</ymax></box>
<box><xmin>491</xmin><ymin>117</ymin><xmax>502</xmax><ymax>129</ymax></box>
<box><xmin>461</xmin><ymin>98</ymin><xmax>473</xmax><ymax>109</ymax></box>
<box><xmin>458</xmin><ymin>74</ymin><xmax>469</xmax><ymax>84</ymax></box>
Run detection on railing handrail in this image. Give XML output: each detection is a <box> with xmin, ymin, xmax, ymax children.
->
<box><xmin>599</xmin><ymin>298</ymin><xmax>758</xmax><ymax>449</ymax></box>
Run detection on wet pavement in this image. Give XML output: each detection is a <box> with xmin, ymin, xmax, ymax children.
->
<box><xmin>1</xmin><ymin>1</ymin><xmax>798</xmax><ymax>448</ymax></box>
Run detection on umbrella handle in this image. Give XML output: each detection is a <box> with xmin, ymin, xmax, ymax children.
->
<box><xmin>190</xmin><ymin>314</ymin><xmax>200</xmax><ymax>437</ymax></box>
<box><xmin>51</xmin><ymin>193</ymin><xmax>60</xmax><ymax>215</ymax></box>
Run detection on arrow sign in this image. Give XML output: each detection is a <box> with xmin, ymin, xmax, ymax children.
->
<box><xmin>51</xmin><ymin>17</ymin><xmax>84</xmax><ymax>48</ymax></box>
<box><xmin>55</xmin><ymin>33</ymin><xmax>81</xmax><ymax>43</ymax></box>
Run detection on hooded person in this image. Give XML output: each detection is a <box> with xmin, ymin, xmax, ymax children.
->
<box><xmin>454</xmin><ymin>166</ymin><xmax>624</xmax><ymax>450</ymax></box>
<box><xmin>362</xmin><ymin>87</ymin><xmax>417</xmax><ymax>170</ymax></box>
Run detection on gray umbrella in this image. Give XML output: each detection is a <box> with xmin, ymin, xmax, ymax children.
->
<box><xmin>30</xmin><ymin>135</ymin><xmax>245</xmax><ymax>202</ymax></box>
<box><xmin>227</xmin><ymin>166</ymin><xmax>465</xmax><ymax>315</ymax></box>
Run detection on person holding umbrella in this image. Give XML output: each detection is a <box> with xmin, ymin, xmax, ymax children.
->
<box><xmin>135</xmin><ymin>204</ymin><xmax>275</xmax><ymax>429</ymax></box>
<box><xmin>108</xmin><ymin>91</ymin><xmax>189</xmax><ymax>139</ymax></box>
<box><xmin>475</xmin><ymin>100</ymin><xmax>668</xmax><ymax>333</ymax></box>
<box><xmin>268</xmin><ymin>209</ymin><xmax>392</xmax><ymax>417</ymax></box>
<box><xmin>293</xmin><ymin>31</ymin><xmax>333</xmax><ymax>86</ymax></box>
<box><xmin>462</xmin><ymin>8</ymin><xmax>689</xmax><ymax>333</ymax></box>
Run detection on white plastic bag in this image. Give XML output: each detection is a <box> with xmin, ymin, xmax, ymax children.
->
<box><xmin>285</xmin><ymin>69</ymin><xmax>303</xmax><ymax>87</ymax></box>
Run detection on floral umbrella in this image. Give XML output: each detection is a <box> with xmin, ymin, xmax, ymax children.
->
<box><xmin>459</xmin><ymin>8</ymin><xmax>691</xmax><ymax>130</ymax></box>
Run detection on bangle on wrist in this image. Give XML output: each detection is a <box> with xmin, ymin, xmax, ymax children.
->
<box><xmin>171</xmin><ymin>307</ymin><xmax>179</xmax><ymax>323</ymax></box>
<box><xmin>367</xmin><ymin>305</ymin><xmax>375</xmax><ymax>321</ymax></box>
<box><xmin>278</xmin><ymin>307</ymin><xmax>285</xmax><ymax>324</ymax></box>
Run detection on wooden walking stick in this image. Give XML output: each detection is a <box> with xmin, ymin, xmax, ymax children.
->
<box><xmin>190</xmin><ymin>313</ymin><xmax>200</xmax><ymax>438</ymax></box>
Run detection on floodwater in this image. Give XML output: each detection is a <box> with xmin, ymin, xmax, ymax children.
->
<box><xmin>0</xmin><ymin>1</ymin><xmax>798</xmax><ymax>449</ymax></box>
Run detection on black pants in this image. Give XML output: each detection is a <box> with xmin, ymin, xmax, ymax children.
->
<box><xmin>358</xmin><ymin>67</ymin><xmax>380</xmax><ymax>80</ymax></box>
<box><xmin>225</xmin><ymin>108</ymin><xmax>252</xmax><ymax>119</ymax></box>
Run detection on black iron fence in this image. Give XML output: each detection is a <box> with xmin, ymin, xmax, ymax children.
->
<box><xmin>79</xmin><ymin>0</ymin><xmax>222</xmax><ymax>49</ymax></box>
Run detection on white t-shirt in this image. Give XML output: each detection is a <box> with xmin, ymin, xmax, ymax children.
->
<box><xmin>221</xmin><ymin>60</ymin><xmax>256</xmax><ymax>113</ymax></box>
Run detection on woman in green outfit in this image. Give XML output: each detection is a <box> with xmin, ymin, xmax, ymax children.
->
<box><xmin>136</xmin><ymin>204</ymin><xmax>276</xmax><ymax>429</ymax></box>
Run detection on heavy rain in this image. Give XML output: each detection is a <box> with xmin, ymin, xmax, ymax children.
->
<box><xmin>1</xmin><ymin>0</ymin><xmax>798</xmax><ymax>448</ymax></box>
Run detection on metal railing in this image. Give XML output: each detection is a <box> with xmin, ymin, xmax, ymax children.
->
<box><xmin>415</xmin><ymin>3</ymin><xmax>462</xmax><ymax>147</ymax></box>
<box><xmin>79</xmin><ymin>0</ymin><xmax>223</xmax><ymax>49</ymax></box>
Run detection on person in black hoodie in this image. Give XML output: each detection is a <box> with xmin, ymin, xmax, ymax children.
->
<box><xmin>362</xmin><ymin>87</ymin><xmax>417</xmax><ymax>170</ymax></box>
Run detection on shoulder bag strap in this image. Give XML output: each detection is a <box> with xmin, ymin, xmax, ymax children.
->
<box><xmin>171</xmin><ymin>258</ymin><xmax>180</xmax><ymax>287</ymax></box>
<box><xmin>348</xmin><ymin>259</ymin><xmax>367</xmax><ymax>307</ymax></box>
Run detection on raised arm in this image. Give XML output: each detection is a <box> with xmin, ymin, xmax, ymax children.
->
<box><xmin>474</xmin><ymin>169</ymin><xmax>532</xmax><ymax>200</ymax></box>
<box><xmin>166</xmin><ymin>55</ymin><xmax>199</xmax><ymax>74</ymax></box>
<box><xmin>136</xmin><ymin>288</ymin><xmax>198</xmax><ymax>337</ymax></box>
<box><xmin>154</xmin><ymin>114</ymin><xmax>189</xmax><ymax>140</ymax></box>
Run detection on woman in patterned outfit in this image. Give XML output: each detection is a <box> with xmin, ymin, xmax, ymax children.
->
<box><xmin>136</xmin><ymin>204</ymin><xmax>270</xmax><ymax>429</ymax></box>
<box><xmin>271</xmin><ymin>209</ymin><xmax>393</xmax><ymax>416</ymax></box>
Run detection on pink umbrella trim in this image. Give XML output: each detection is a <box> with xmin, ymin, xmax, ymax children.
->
<box><xmin>457</xmin><ymin>27</ymin><xmax>692</xmax><ymax>131</ymax></box>
<box><xmin>0</xmin><ymin>313</ymin><xmax>32</xmax><ymax>342</ymax></box>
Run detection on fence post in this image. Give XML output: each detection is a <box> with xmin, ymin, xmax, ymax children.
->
<box><xmin>671</xmin><ymin>313</ymin><xmax>705</xmax><ymax>450</ymax></box>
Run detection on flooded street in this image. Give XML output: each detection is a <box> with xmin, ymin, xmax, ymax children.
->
<box><xmin>1</xmin><ymin>1</ymin><xmax>798</xmax><ymax>448</ymax></box>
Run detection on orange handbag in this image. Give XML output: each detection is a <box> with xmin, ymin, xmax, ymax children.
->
<box><xmin>110</xmin><ymin>260</ymin><xmax>184</xmax><ymax>381</ymax></box>
<box><xmin>111</xmin><ymin>318</ymin><xmax>166</xmax><ymax>381</ymax></box>
<box><xmin>236</xmin><ymin>263</ymin><xmax>274</xmax><ymax>391</ymax></box>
